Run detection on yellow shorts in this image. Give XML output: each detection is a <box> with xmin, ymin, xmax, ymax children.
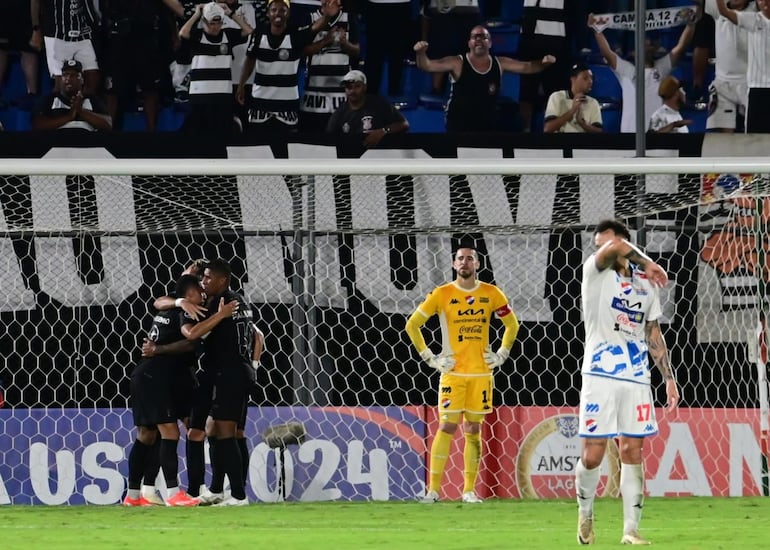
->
<box><xmin>436</xmin><ymin>373</ymin><xmax>494</xmax><ymax>417</ymax></box>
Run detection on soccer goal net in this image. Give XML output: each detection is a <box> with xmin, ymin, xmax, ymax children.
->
<box><xmin>1</xmin><ymin>156</ymin><xmax>769</xmax><ymax>504</ymax></box>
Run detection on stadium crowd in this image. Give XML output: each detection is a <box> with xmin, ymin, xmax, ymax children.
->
<box><xmin>1</xmin><ymin>0</ymin><xmax>768</xmax><ymax>134</ymax></box>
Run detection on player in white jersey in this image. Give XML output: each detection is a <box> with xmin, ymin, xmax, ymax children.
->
<box><xmin>575</xmin><ymin>220</ymin><xmax>679</xmax><ymax>546</ymax></box>
<box><xmin>704</xmin><ymin>0</ymin><xmax>754</xmax><ymax>132</ymax></box>
<box><xmin>717</xmin><ymin>0</ymin><xmax>770</xmax><ymax>132</ymax></box>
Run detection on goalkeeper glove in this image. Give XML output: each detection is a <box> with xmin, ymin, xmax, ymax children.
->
<box><xmin>483</xmin><ymin>346</ymin><xmax>510</xmax><ymax>370</ymax></box>
<box><xmin>420</xmin><ymin>349</ymin><xmax>455</xmax><ymax>374</ymax></box>
<box><xmin>252</xmin><ymin>360</ymin><xmax>261</xmax><ymax>371</ymax></box>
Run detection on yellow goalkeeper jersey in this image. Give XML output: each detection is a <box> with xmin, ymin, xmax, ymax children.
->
<box><xmin>414</xmin><ymin>281</ymin><xmax>515</xmax><ymax>376</ymax></box>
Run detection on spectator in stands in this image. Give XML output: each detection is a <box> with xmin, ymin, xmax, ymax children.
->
<box><xmin>413</xmin><ymin>26</ymin><xmax>555</xmax><ymax>132</ymax></box>
<box><xmin>300</xmin><ymin>0</ymin><xmax>360</xmax><ymax>133</ymax></box>
<box><xmin>703</xmin><ymin>0</ymin><xmax>754</xmax><ymax>133</ymax></box>
<box><xmin>590</xmin><ymin>12</ymin><xmax>696</xmax><ymax>133</ymax></box>
<box><xmin>420</xmin><ymin>0</ymin><xmax>483</xmax><ymax>97</ymax></box>
<box><xmin>649</xmin><ymin>76</ymin><xmax>692</xmax><ymax>133</ymax></box>
<box><xmin>179</xmin><ymin>2</ymin><xmax>253</xmax><ymax>137</ymax></box>
<box><xmin>326</xmin><ymin>70</ymin><xmax>409</xmax><ymax>147</ymax></box>
<box><xmin>38</xmin><ymin>0</ymin><xmax>101</xmax><ymax>95</ymax></box>
<box><xmin>517</xmin><ymin>0</ymin><xmax>575</xmax><ymax>133</ymax></box>
<box><xmin>31</xmin><ymin>59</ymin><xmax>112</xmax><ymax>131</ymax></box>
<box><xmin>363</xmin><ymin>0</ymin><xmax>412</xmax><ymax>98</ymax></box>
<box><xmin>221</xmin><ymin>0</ymin><xmax>258</xmax><ymax>132</ymax></box>
<box><xmin>691</xmin><ymin>11</ymin><xmax>716</xmax><ymax>104</ymax></box>
<box><xmin>543</xmin><ymin>62</ymin><xmax>603</xmax><ymax>133</ymax></box>
<box><xmin>0</xmin><ymin>0</ymin><xmax>42</xmax><ymax>109</ymax></box>
<box><xmin>100</xmin><ymin>0</ymin><xmax>178</xmax><ymax>132</ymax></box>
<box><xmin>289</xmin><ymin>0</ymin><xmax>321</xmax><ymax>28</ymax></box>
<box><xmin>716</xmin><ymin>0</ymin><xmax>770</xmax><ymax>133</ymax></box>
<box><xmin>236</xmin><ymin>0</ymin><xmax>342</xmax><ymax>137</ymax></box>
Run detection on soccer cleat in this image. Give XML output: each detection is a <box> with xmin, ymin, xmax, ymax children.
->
<box><xmin>122</xmin><ymin>495</ymin><xmax>154</xmax><ymax>507</ymax></box>
<box><xmin>140</xmin><ymin>491</ymin><xmax>165</xmax><ymax>506</ymax></box>
<box><xmin>197</xmin><ymin>487</ymin><xmax>225</xmax><ymax>505</ymax></box>
<box><xmin>419</xmin><ymin>490</ymin><xmax>439</xmax><ymax>504</ymax></box>
<box><xmin>165</xmin><ymin>491</ymin><xmax>200</xmax><ymax>507</ymax></box>
<box><xmin>213</xmin><ymin>495</ymin><xmax>249</xmax><ymax>507</ymax></box>
<box><xmin>461</xmin><ymin>491</ymin><xmax>483</xmax><ymax>504</ymax></box>
<box><xmin>577</xmin><ymin>514</ymin><xmax>595</xmax><ymax>545</ymax></box>
<box><xmin>620</xmin><ymin>531</ymin><xmax>651</xmax><ymax>545</ymax></box>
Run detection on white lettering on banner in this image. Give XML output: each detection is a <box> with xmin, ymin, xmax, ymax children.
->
<box><xmin>647</xmin><ymin>423</ymin><xmax>712</xmax><ymax>496</ymax></box>
<box><xmin>0</xmin><ymin>238</ymin><xmax>35</xmax><ymax>312</ymax></box>
<box><xmin>31</xmin><ymin>148</ymin><xmax>141</xmax><ymax>306</ymax></box>
<box><xmin>29</xmin><ymin>442</ymin><xmax>76</xmax><ymax>505</ymax></box>
<box><xmin>81</xmin><ymin>442</ymin><xmax>125</xmax><ymax>504</ymax></box>
<box><xmin>299</xmin><ymin>439</ymin><xmax>344</xmax><ymax>501</ymax></box>
<box><xmin>249</xmin><ymin>439</ymin><xmax>390</xmax><ymax>502</ymax></box>
<box><xmin>729</xmin><ymin>423</ymin><xmax>762</xmax><ymax>497</ymax></box>
<box><xmin>346</xmin><ymin>440</ymin><xmax>389</xmax><ymax>501</ymax></box>
<box><xmin>0</xmin><ymin>471</ymin><xmax>10</xmax><ymax>504</ymax></box>
<box><xmin>250</xmin><ymin>443</ymin><xmax>295</xmax><ymax>502</ymax></box>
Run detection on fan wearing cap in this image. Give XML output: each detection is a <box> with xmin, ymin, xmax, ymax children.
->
<box><xmin>236</xmin><ymin>0</ymin><xmax>343</xmax><ymax>135</ymax></box>
<box><xmin>648</xmin><ymin>76</ymin><xmax>692</xmax><ymax>133</ymax></box>
<box><xmin>326</xmin><ymin>70</ymin><xmax>409</xmax><ymax>147</ymax></box>
<box><xmin>31</xmin><ymin>59</ymin><xmax>112</xmax><ymax>131</ymax></box>
<box><xmin>543</xmin><ymin>62</ymin><xmax>603</xmax><ymax>133</ymax></box>
<box><xmin>414</xmin><ymin>25</ymin><xmax>556</xmax><ymax>132</ymax></box>
<box><xmin>179</xmin><ymin>2</ymin><xmax>253</xmax><ymax>136</ymax></box>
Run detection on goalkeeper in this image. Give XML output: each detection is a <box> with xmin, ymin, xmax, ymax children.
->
<box><xmin>405</xmin><ymin>243</ymin><xmax>519</xmax><ymax>504</ymax></box>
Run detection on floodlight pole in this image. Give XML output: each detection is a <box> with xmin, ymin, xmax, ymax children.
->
<box><xmin>635</xmin><ymin>0</ymin><xmax>648</xmax><ymax>249</ymax></box>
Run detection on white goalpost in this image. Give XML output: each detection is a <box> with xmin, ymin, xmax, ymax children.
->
<box><xmin>0</xmin><ymin>155</ymin><xmax>769</xmax><ymax>503</ymax></box>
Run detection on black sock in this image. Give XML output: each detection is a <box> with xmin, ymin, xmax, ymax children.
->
<box><xmin>208</xmin><ymin>437</ymin><xmax>225</xmax><ymax>493</ymax></box>
<box><xmin>237</xmin><ymin>438</ymin><xmax>249</xmax><ymax>485</ymax></box>
<box><xmin>142</xmin><ymin>436</ymin><xmax>161</xmax><ymax>487</ymax></box>
<box><xmin>127</xmin><ymin>439</ymin><xmax>150</xmax><ymax>490</ymax></box>
<box><xmin>186</xmin><ymin>440</ymin><xmax>205</xmax><ymax>497</ymax></box>
<box><xmin>217</xmin><ymin>437</ymin><xmax>245</xmax><ymax>500</ymax></box>
<box><xmin>160</xmin><ymin>439</ymin><xmax>179</xmax><ymax>490</ymax></box>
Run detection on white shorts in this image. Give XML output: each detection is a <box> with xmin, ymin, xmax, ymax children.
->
<box><xmin>578</xmin><ymin>375</ymin><xmax>658</xmax><ymax>438</ymax></box>
<box><xmin>44</xmin><ymin>36</ymin><xmax>99</xmax><ymax>76</ymax></box>
<box><xmin>706</xmin><ymin>79</ymin><xmax>747</xmax><ymax>130</ymax></box>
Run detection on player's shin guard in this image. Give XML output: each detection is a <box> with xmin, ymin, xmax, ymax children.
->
<box><xmin>186</xmin><ymin>439</ymin><xmax>205</xmax><ymax>497</ymax></box>
<box><xmin>429</xmin><ymin>430</ymin><xmax>453</xmax><ymax>493</ymax></box>
<box><xmin>217</xmin><ymin>437</ymin><xmax>245</xmax><ymax>500</ymax></box>
<box><xmin>208</xmin><ymin>437</ymin><xmax>225</xmax><ymax>493</ymax></box>
<box><xmin>237</xmin><ymin>437</ymin><xmax>249</xmax><ymax>484</ymax></box>
<box><xmin>620</xmin><ymin>463</ymin><xmax>644</xmax><ymax>534</ymax></box>
<box><xmin>142</xmin><ymin>436</ymin><xmax>161</xmax><ymax>491</ymax></box>
<box><xmin>463</xmin><ymin>431</ymin><xmax>481</xmax><ymax>493</ymax></box>
<box><xmin>128</xmin><ymin>440</ymin><xmax>151</xmax><ymax>491</ymax></box>
<box><xmin>160</xmin><ymin>438</ymin><xmax>180</xmax><ymax>497</ymax></box>
<box><xmin>575</xmin><ymin>459</ymin><xmax>601</xmax><ymax>516</ymax></box>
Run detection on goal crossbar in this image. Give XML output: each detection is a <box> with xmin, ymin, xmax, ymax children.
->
<box><xmin>4</xmin><ymin>157</ymin><xmax>770</xmax><ymax>176</ymax></box>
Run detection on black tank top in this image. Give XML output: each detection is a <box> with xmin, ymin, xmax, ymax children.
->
<box><xmin>446</xmin><ymin>54</ymin><xmax>502</xmax><ymax>132</ymax></box>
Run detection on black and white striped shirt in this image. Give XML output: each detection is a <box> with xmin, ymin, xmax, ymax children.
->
<box><xmin>736</xmin><ymin>10</ymin><xmax>770</xmax><ymax>88</ymax></box>
<box><xmin>41</xmin><ymin>0</ymin><xmax>98</xmax><ymax>41</ymax></box>
<box><xmin>521</xmin><ymin>0</ymin><xmax>566</xmax><ymax>38</ymax></box>
<box><xmin>187</xmin><ymin>28</ymin><xmax>247</xmax><ymax>103</ymax></box>
<box><xmin>301</xmin><ymin>10</ymin><xmax>357</xmax><ymax>114</ymax></box>
<box><xmin>34</xmin><ymin>93</ymin><xmax>108</xmax><ymax>131</ymax></box>
<box><xmin>246</xmin><ymin>26</ymin><xmax>314</xmax><ymax>115</ymax></box>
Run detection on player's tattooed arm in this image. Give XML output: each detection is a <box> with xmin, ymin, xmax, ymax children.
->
<box><xmin>645</xmin><ymin>320</ymin><xmax>674</xmax><ymax>380</ymax></box>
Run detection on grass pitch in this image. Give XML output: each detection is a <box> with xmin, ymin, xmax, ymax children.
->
<box><xmin>2</xmin><ymin>497</ymin><xmax>769</xmax><ymax>549</ymax></box>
